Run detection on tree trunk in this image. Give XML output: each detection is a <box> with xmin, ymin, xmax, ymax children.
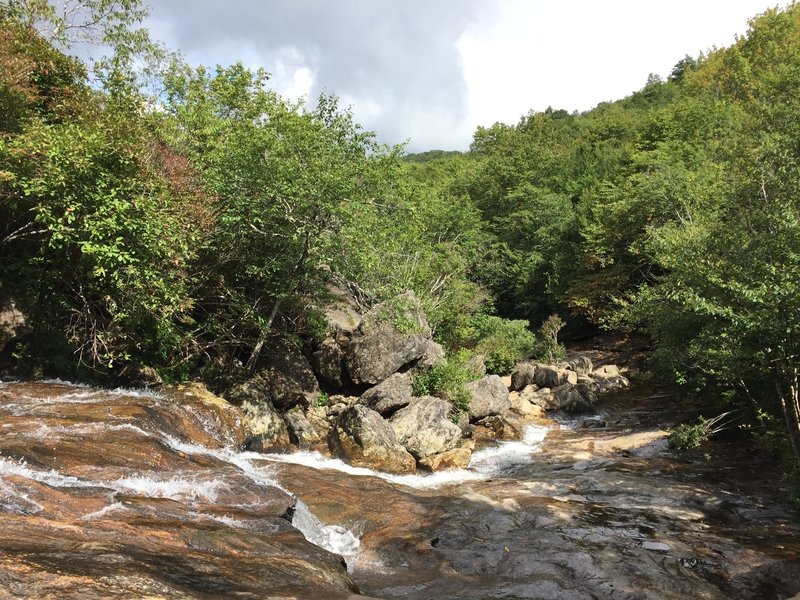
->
<box><xmin>776</xmin><ymin>367</ymin><xmax>800</xmax><ymax>469</ymax></box>
<box><xmin>244</xmin><ymin>298</ymin><xmax>282</xmax><ymax>374</ymax></box>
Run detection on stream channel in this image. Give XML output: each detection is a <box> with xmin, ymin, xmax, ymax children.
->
<box><xmin>1</xmin><ymin>380</ymin><xmax>799</xmax><ymax>599</ymax></box>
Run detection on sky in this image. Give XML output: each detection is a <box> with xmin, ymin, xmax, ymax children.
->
<box><xmin>146</xmin><ymin>0</ymin><xmax>790</xmax><ymax>152</ymax></box>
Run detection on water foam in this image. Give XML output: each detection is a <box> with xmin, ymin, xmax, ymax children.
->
<box><xmin>468</xmin><ymin>424</ymin><xmax>549</xmax><ymax>474</ymax></box>
<box><xmin>292</xmin><ymin>500</ymin><xmax>360</xmax><ymax>557</ymax></box>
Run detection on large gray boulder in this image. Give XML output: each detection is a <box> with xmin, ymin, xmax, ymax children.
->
<box><xmin>346</xmin><ymin>291</ymin><xmax>432</xmax><ymax>385</ymax></box>
<box><xmin>466</xmin><ymin>375</ymin><xmax>511</xmax><ymax>420</ymax></box>
<box><xmin>520</xmin><ymin>385</ymin><xmax>559</xmax><ymax>410</ymax></box>
<box><xmin>358</xmin><ymin>372</ymin><xmax>413</xmax><ymax>416</ymax></box>
<box><xmin>591</xmin><ymin>365</ymin><xmax>630</xmax><ymax>394</ymax></box>
<box><xmin>327</xmin><ymin>404</ymin><xmax>416</xmax><ymax>473</ymax></box>
<box><xmin>553</xmin><ymin>384</ymin><xmax>596</xmax><ymax>414</ymax></box>
<box><xmin>248</xmin><ymin>338</ymin><xmax>319</xmax><ymax>409</ymax></box>
<box><xmin>389</xmin><ymin>396</ymin><xmax>462</xmax><ymax>459</ymax></box>
<box><xmin>311</xmin><ymin>338</ymin><xmax>346</xmax><ymax>389</ymax></box>
<box><xmin>535</xmin><ymin>364</ymin><xmax>578</xmax><ymax>388</ymax></box>
<box><xmin>284</xmin><ymin>410</ymin><xmax>322</xmax><ymax>449</ymax></box>
<box><xmin>510</xmin><ymin>362</ymin><xmax>538</xmax><ymax>391</ymax></box>
<box><xmin>563</xmin><ymin>354</ymin><xmax>593</xmax><ymax>376</ymax></box>
<box><xmin>241</xmin><ymin>400</ymin><xmax>292</xmax><ymax>452</ymax></box>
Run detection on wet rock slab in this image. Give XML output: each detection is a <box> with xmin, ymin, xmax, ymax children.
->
<box><xmin>0</xmin><ymin>381</ymin><xmax>357</xmax><ymax>599</ymax></box>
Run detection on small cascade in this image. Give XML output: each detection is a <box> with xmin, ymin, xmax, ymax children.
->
<box><xmin>468</xmin><ymin>423</ymin><xmax>549</xmax><ymax>474</ymax></box>
<box><xmin>292</xmin><ymin>500</ymin><xmax>361</xmax><ymax>558</ymax></box>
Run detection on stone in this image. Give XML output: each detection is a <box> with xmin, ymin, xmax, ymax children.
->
<box><xmin>346</xmin><ymin>291</ymin><xmax>432</xmax><ymax>385</ymax></box>
<box><xmin>322</xmin><ymin>281</ymin><xmax>363</xmax><ymax>337</ymax></box>
<box><xmin>521</xmin><ymin>385</ymin><xmax>559</xmax><ymax>410</ymax></box>
<box><xmin>510</xmin><ymin>362</ymin><xmax>538</xmax><ymax>391</ymax></box>
<box><xmin>535</xmin><ymin>364</ymin><xmax>578</xmax><ymax>388</ymax></box>
<box><xmin>284</xmin><ymin>410</ymin><xmax>322</xmax><ymax>449</ymax></box>
<box><xmin>593</xmin><ymin>364</ymin><xmax>621</xmax><ymax>378</ymax></box>
<box><xmin>509</xmin><ymin>391</ymin><xmax>547</xmax><ymax>419</ymax></box>
<box><xmin>553</xmin><ymin>384</ymin><xmax>596</xmax><ymax>414</ymax></box>
<box><xmin>358</xmin><ymin>372</ymin><xmax>413</xmax><ymax>415</ymax></box>
<box><xmin>311</xmin><ymin>338</ymin><xmax>346</xmax><ymax>388</ymax></box>
<box><xmin>0</xmin><ymin>298</ymin><xmax>30</xmax><ymax>354</ymax></box>
<box><xmin>477</xmin><ymin>415</ymin><xmax>523</xmax><ymax>441</ymax></box>
<box><xmin>466</xmin><ymin>375</ymin><xmax>511</xmax><ymax>420</ymax></box>
<box><xmin>416</xmin><ymin>340</ymin><xmax>447</xmax><ymax>370</ymax></box>
<box><xmin>465</xmin><ymin>354</ymin><xmax>487</xmax><ymax>378</ymax></box>
<box><xmin>563</xmin><ymin>354</ymin><xmax>593</xmax><ymax>375</ymax></box>
<box><xmin>575</xmin><ymin>375</ymin><xmax>600</xmax><ymax>404</ymax></box>
<box><xmin>389</xmin><ymin>396</ymin><xmax>462</xmax><ymax>459</ymax></box>
<box><xmin>241</xmin><ymin>400</ymin><xmax>292</xmax><ymax>452</ymax></box>
<box><xmin>304</xmin><ymin>405</ymin><xmax>332</xmax><ymax>441</ymax></box>
<box><xmin>328</xmin><ymin>404</ymin><xmax>416</xmax><ymax>473</ymax></box>
<box><xmin>257</xmin><ymin>338</ymin><xmax>320</xmax><ymax>409</ymax></box>
<box><xmin>418</xmin><ymin>442</ymin><xmax>474</xmax><ymax>472</ymax></box>
<box><xmin>165</xmin><ymin>382</ymin><xmax>248</xmax><ymax>449</ymax></box>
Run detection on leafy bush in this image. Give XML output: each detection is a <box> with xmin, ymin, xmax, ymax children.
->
<box><xmin>668</xmin><ymin>412</ymin><xmax>737</xmax><ymax>450</ymax></box>
<box><xmin>456</xmin><ymin>314</ymin><xmax>536</xmax><ymax>375</ymax></box>
<box><xmin>412</xmin><ymin>356</ymin><xmax>480</xmax><ymax>414</ymax></box>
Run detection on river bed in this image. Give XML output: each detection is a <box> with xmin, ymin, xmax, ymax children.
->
<box><xmin>1</xmin><ymin>380</ymin><xmax>798</xmax><ymax>599</ymax></box>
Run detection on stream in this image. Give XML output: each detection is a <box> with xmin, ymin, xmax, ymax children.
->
<box><xmin>1</xmin><ymin>380</ymin><xmax>799</xmax><ymax>599</ymax></box>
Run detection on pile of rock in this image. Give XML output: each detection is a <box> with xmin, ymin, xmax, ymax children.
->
<box><xmin>222</xmin><ymin>288</ymin><xmax>630</xmax><ymax>474</ymax></box>
<box><xmin>223</xmin><ymin>290</ymin><xmax>522</xmax><ymax>473</ymax></box>
<box><xmin>508</xmin><ymin>356</ymin><xmax>629</xmax><ymax>417</ymax></box>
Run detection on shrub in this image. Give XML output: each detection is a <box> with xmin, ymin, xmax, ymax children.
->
<box><xmin>412</xmin><ymin>356</ymin><xmax>480</xmax><ymax>414</ymax></box>
<box><xmin>460</xmin><ymin>314</ymin><xmax>536</xmax><ymax>375</ymax></box>
<box><xmin>668</xmin><ymin>412</ymin><xmax>737</xmax><ymax>450</ymax></box>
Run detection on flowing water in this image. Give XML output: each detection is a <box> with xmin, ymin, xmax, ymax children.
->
<box><xmin>0</xmin><ymin>380</ymin><xmax>798</xmax><ymax>599</ymax></box>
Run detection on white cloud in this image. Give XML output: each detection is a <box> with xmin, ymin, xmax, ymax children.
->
<box><xmin>146</xmin><ymin>0</ymin><xmax>792</xmax><ymax>152</ymax></box>
<box><xmin>456</xmin><ymin>0</ymin><xmax>791</xmax><ymax>140</ymax></box>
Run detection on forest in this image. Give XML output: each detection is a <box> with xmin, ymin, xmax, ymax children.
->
<box><xmin>1</xmin><ymin>1</ymin><xmax>800</xmax><ymax>482</ymax></box>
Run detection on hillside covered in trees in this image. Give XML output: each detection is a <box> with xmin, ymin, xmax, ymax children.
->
<box><xmin>1</xmin><ymin>1</ymin><xmax>800</xmax><ymax>482</ymax></box>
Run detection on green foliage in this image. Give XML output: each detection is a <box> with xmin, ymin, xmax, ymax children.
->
<box><xmin>536</xmin><ymin>314</ymin><xmax>567</xmax><ymax>364</ymax></box>
<box><xmin>668</xmin><ymin>412</ymin><xmax>737</xmax><ymax>450</ymax></box>
<box><xmin>316</xmin><ymin>391</ymin><xmax>329</xmax><ymax>408</ymax></box>
<box><xmin>412</xmin><ymin>355</ymin><xmax>480</xmax><ymax>415</ymax></box>
<box><xmin>452</xmin><ymin>314</ymin><xmax>536</xmax><ymax>375</ymax></box>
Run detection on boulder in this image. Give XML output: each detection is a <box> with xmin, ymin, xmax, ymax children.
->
<box><xmin>590</xmin><ymin>365</ymin><xmax>630</xmax><ymax>394</ymax></box>
<box><xmin>165</xmin><ymin>382</ymin><xmax>248</xmax><ymax>449</ymax></box>
<box><xmin>466</xmin><ymin>375</ymin><xmax>511</xmax><ymax>420</ymax></box>
<box><xmin>575</xmin><ymin>375</ymin><xmax>600</xmax><ymax>404</ymax></box>
<box><xmin>564</xmin><ymin>355</ymin><xmax>593</xmax><ymax>376</ymax></box>
<box><xmin>238</xmin><ymin>338</ymin><xmax>319</xmax><ymax>410</ymax></box>
<box><xmin>284</xmin><ymin>410</ymin><xmax>322</xmax><ymax>449</ymax></box>
<box><xmin>416</xmin><ymin>340</ymin><xmax>447</xmax><ymax>371</ymax></box>
<box><xmin>510</xmin><ymin>362</ymin><xmax>538</xmax><ymax>391</ymax></box>
<box><xmin>304</xmin><ymin>405</ymin><xmax>332</xmax><ymax>441</ymax></box>
<box><xmin>593</xmin><ymin>364</ymin><xmax>621</xmax><ymax>378</ymax></box>
<box><xmin>322</xmin><ymin>281</ymin><xmax>363</xmax><ymax>339</ymax></box>
<box><xmin>595</xmin><ymin>375</ymin><xmax>630</xmax><ymax>394</ymax></box>
<box><xmin>0</xmin><ymin>299</ymin><xmax>30</xmax><ymax>354</ymax></box>
<box><xmin>465</xmin><ymin>354</ymin><xmax>487</xmax><ymax>378</ymax></box>
<box><xmin>389</xmin><ymin>396</ymin><xmax>462</xmax><ymax>459</ymax></box>
<box><xmin>418</xmin><ymin>441</ymin><xmax>474</xmax><ymax>472</ymax></box>
<box><xmin>477</xmin><ymin>415</ymin><xmax>523</xmax><ymax>441</ymax></box>
<box><xmin>509</xmin><ymin>391</ymin><xmax>547</xmax><ymax>419</ymax></box>
<box><xmin>346</xmin><ymin>291</ymin><xmax>432</xmax><ymax>385</ymax></box>
<box><xmin>241</xmin><ymin>400</ymin><xmax>292</xmax><ymax>452</ymax></box>
<box><xmin>358</xmin><ymin>372</ymin><xmax>413</xmax><ymax>415</ymax></box>
<box><xmin>259</xmin><ymin>339</ymin><xmax>320</xmax><ymax>409</ymax></box>
<box><xmin>520</xmin><ymin>385</ymin><xmax>559</xmax><ymax>410</ymax></box>
<box><xmin>553</xmin><ymin>384</ymin><xmax>596</xmax><ymax>414</ymax></box>
<box><xmin>535</xmin><ymin>364</ymin><xmax>578</xmax><ymax>388</ymax></box>
<box><xmin>327</xmin><ymin>405</ymin><xmax>416</xmax><ymax>473</ymax></box>
<box><xmin>311</xmin><ymin>338</ymin><xmax>346</xmax><ymax>388</ymax></box>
